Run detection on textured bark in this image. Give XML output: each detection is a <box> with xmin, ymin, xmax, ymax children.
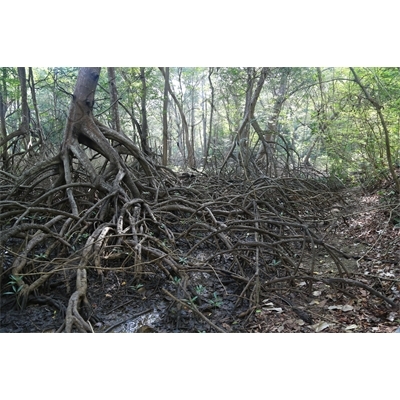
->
<box><xmin>203</xmin><ymin>67</ymin><xmax>215</xmax><ymax>168</ymax></box>
<box><xmin>140</xmin><ymin>68</ymin><xmax>149</xmax><ymax>145</ymax></box>
<box><xmin>221</xmin><ymin>67</ymin><xmax>269</xmax><ymax>172</ymax></box>
<box><xmin>0</xmin><ymin>69</ymin><xmax>8</xmax><ymax>169</ymax></box>
<box><xmin>17</xmin><ymin>67</ymin><xmax>30</xmax><ymax>134</ymax></box>
<box><xmin>255</xmin><ymin>68</ymin><xmax>288</xmax><ymax>165</ymax></box>
<box><xmin>107</xmin><ymin>67</ymin><xmax>121</xmax><ymax>132</ymax></box>
<box><xmin>162</xmin><ymin>67</ymin><xmax>169</xmax><ymax>166</ymax></box>
<box><xmin>61</xmin><ymin>67</ymin><xmax>140</xmax><ymax>331</ymax></box>
<box><xmin>28</xmin><ymin>67</ymin><xmax>44</xmax><ymax>144</ymax></box>
<box><xmin>159</xmin><ymin>67</ymin><xmax>195</xmax><ymax>169</ymax></box>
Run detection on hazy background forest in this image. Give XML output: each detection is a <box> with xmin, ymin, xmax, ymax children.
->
<box><xmin>2</xmin><ymin>67</ymin><xmax>400</xmax><ymax>182</ymax></box>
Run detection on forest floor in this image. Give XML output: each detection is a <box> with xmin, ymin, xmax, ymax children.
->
<box><xmin>1</xmin><ymin>183</ymin><xmax>400</xmax><ymax>333</ymax></box>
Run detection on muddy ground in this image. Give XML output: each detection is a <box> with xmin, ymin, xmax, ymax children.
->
<box><xmin>1</xmin><ymin>187</ymin><xmax>399</xmax><ymax>333</ymax></box>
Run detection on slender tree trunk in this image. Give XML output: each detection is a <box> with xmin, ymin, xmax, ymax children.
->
<box><xmin>28</xmin><ymin>67</ymin><xmax>44</xmax><ymax>144</ymax></box>
<box><xmin>203</xmin><ymin>67</ymin><xmax>215</xmax><ymax>168</ymax></box>
<box><xmin>303</xmin><ymin>137</ymin><xmax>319</xmax><ymax>166</ymax></box>
<box><xmin>107</xmin><ymin>67</ymin><xmax>121</xmax><ymax>132</ymax></box>
<box><xmin>162</xmin><ymin>67</ymin><xmax>169</xmax><ymax>166</ymax></box>
<box><xmin>221</xmin><ymin>67</ymin><xmax>269</xmax><ymax>173</ymax></box>
<box><xmin>17</xmin><ymin>67</ymin><xmax>30</xmax><ymax>150</ymax></box>
<box><xmin>171</xmin><ymin>102</ymin><xmax>185</xmax><ymax>161</ymax></box>
<box><xmin>159</xmin><ymin>67</ymin><xmax>195</xmax><ymax>169</ymax></box>
<box><xmin>0</xmin><ymin>68</ymin><xmax>8</xmax><ymax>169</ymax></box>
<box><xmin>139</xmin><ymin>67</ymin><xmax>151</xmax><ymax>155</ymax></box>
<box><xmin>350</xmin><ymin>67</ymin><xmax>400</xmax><ymax>193</ymax></box>
<box><xmin>255</xmin><ymin>68</ymin><xmax>288</xmax><ymax>169</ymax></box>
<box><xmin>190</xmin><ymin>83</ymin><xmax>196</xmax><ymax>168</ymax></box>
<box><xmin>241</xmin><ymin>68</ymin><xmax>255</xmax><ymax>143</ymax></box>
<box><xmin>201</xmin><ymin>81</ymin><xmax>207</xmax><ymax>161</ymax></box>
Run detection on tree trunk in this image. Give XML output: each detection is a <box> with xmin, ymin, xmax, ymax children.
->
<box><xmin>159</xmin><ymin>67</ymin><xmax>195</xmax><ymax>169</ymax></box>
<box><xmin>139</xmin><ymin>67</ymin><xmax>151</xmax><ymax>155</ymax></box>
<box><xmin>107</xmin><ymin>67</ymin><xmax>121</xmax><ymax>132</ymax></box>
<box><xmin>255</xmin><ymin>68</ymin><xmax>288</xmax><ymax>170</ymax></box>
<box><xmin>28</xmin><ymin>67</ymin><xmax>44</xmax><ymax>145</ymax></box>
<box><xmin>221</xmin><ymin>67</ymin><xmax>269</xmax><ymax>173</ymax></box>
<box><xmin>0</xmin><ymin>69</ymin><xmax>8</xmax><ymax>170</ymax></box>
<box><xmin>350</xmin><ymin>67</ymin><xmax>400</xmax><ymax>193</ymax></box>
<box><xmin>61</xmin><ymin>67</ymin><xmax>150</xmax><ymax>331</ymax></box>
<box><xmin>201</xmin><ymin>79</ymin><xmax>207</xmax><ymax>162</ymax></box>
<box><xmin>190</xmin><ymin>81</ymin><xmax>196</xmax><ymax>168</ymax></box>
<box><xmin>203</xmin><ymin>67</ymin><xmax>215</xmax><ymax>168</ymax></box>
<box><xmin>162</xmin><ymin>67</ymin><xmax>169</xmax><ymax>166</ymax></box>
<box><xmin>17</xmin><ymin>67</ymin><xmax>31</xmax><ymax>150</ymax></box>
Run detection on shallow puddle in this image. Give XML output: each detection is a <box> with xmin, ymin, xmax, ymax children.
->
<box><xmin>112</xmin><ymin>310</ymin><xmax>160</xmax><ymax>333</ymax></box>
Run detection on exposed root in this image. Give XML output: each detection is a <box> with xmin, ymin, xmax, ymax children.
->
<box><xmin>65</xmin><ymin>268</ymin><xmax>92</xmax><ymax>332</ymax></box>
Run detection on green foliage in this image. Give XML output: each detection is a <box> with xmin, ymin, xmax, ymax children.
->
<box><xmin>129</xmin><ymin>283</ymin><xmax>144</xmax><ymax>292</ymax></box>
<box><xmin>2</xmin><ymin>66</ymin><xmax>400</xmax><ymax>178</ymax></box>
<box><xmin>4</xmin><ymin>275</ymin><xmax>23</xmax><ymax>295</ymax></box>
<box><xmin>195</xmin><ymin>284</ymin><xmax>206</xmax><ymax>295</ymax></box>
<box><xmin>172</xmin><ymin>276</ymin><xmax>181</xmax><ymax>285</ymax></box>
<box><xmin>208</xmin><ymin>292</ymin><xmax>223</xmax><ymax>308</ymax></box>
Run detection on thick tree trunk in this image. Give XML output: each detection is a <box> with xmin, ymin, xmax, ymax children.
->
<box><xmin>62</xmin><ymin>67</ymin><xmax>100</xmax><ymax>151</ymax></box>
<box><xmin>61</xmin><ymin>67</ymin><xmax>141</xmax><ymax>203</ymax></box>
<box><xmin>61</xmin><ymin>67</ymin><xmax>148</xmax><ymax>332</ymax></box>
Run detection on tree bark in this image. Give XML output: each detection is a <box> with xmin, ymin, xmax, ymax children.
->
<box><xmin>139</xmin><ymin>67</ymin><xmax>151</xmax><ymax>155</ymax></box>
<box><xmin>17</xmin><ymin>67</ymin><xmax>31</xmax><ymax>150</ymax></box>
<box><xmin>159</xmin><ymin>67</ymin><xmax>195</xmax><ymax>169</ymax></box>
<box><xmin>203</xmin><ymin>67</ymin><xmax>215</xmax><ymax>168</ymax></box>
<box><xmin>255</xmin><ymin>68</ymin><xmax>288</xmax><ymax>168</ymax></box>
<box><xmin>221</xmin><ymin>67</ymin><xmax>269</xmax><ymax>173</ymax></box>
<box><xmin>28</xmin><ymin>67</ymin><xmax>44</xmax><ymax>144</ymax></box>
<box><xmin>162</xmin><ymin>67</ymin><xmax>169</xmax><ymax>166</ymax></box>
<box><xmin>61</xmin><ymin>67</ymin><xmax>152</xmax><ymax>331</ymax></box>
<box><xmin>107</xmin><ymin>67</ymin><xmax>121</xmax><ymax>132</ymax></box>
<box><xmin>61</xmin><ymin>67</ymin><xmax>141</xmax><ymax>209</ymax></box>
<box><xmin>0</xmin><ymin>68</ymin><xmax>8</xmax><ymax>169</ymax></box>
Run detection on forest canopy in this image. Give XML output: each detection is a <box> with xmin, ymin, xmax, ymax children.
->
<box><xmin>2</xmin><ymin>67</ymin><xmax>400</xmax><ymax>181</ymax></box>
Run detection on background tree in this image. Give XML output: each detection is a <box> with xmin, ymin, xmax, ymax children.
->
<box><xmin>159</xmin><ymin>67</ymin><xmax>195</xmax><ymax>169</ymax></box>
<box><xmin>349</xmin><ymin>67</ymin><xmax>400</xmax><ymax>192</ymax></box>
<box><xmin>220</xmin><ymin>67</ymin><xmax>268</xmax><ymax>174</ymax></box>
<box><xmin>107</xmin><ymin>67</ymin><xmax>121</xmax><ymax>133</ymax></box>
<box><xmin>162</xmin><ymin>67</ymin><xmax>169</xmax><ymax>166</ymax></box>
